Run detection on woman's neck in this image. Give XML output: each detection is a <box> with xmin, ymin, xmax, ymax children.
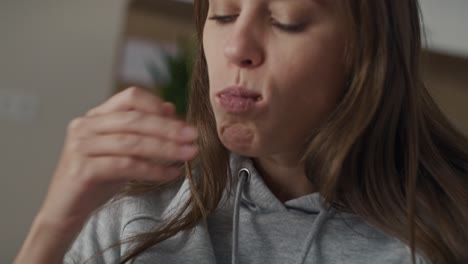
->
<box><xmin>253</xmin><ymin>154</ymin><xmax>317</xmax><ymax>202</ymax></box>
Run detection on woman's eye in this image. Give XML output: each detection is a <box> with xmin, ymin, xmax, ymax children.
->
<box><xmin>272</xmin><ymin>20</ymin><xmax>306</xmax><ymax>33</ymax></box>
<box><xmin>208</xmin><ymin>15</ymin><xmax>306</xmax><ymax>33</ymax></box>
<box><xmin>208</xmin><ymin>15</ymin><xmax>238</xmax><ymax>24</ymax></box>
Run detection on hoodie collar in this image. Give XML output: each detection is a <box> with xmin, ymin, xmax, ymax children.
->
<box><xmin>229</xmin><ymin>152</ymin><xmax>334</xmax><ymax>264</ymax></box>
<box><xmin>229</xmin><ymin>152</ymin><xmax>327</xmax><ymax>214</ymax></box>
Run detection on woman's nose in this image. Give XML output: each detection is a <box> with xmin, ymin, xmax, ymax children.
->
<box><xmin>223</xmin><ymin>26</ymin><xmax>264</xmax><ymax>68</ymax></box>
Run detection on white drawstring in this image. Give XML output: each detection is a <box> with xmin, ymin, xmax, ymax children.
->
<box><xmin>231</xmin><ymin>168</ymin><xmax>250</xmax><ymax>264</ymax></box>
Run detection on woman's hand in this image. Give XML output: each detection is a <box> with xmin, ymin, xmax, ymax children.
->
<box><xmin>14</xmin><ymin>87</ymin><xmax>198</xmax><ymax>264</ymax></box>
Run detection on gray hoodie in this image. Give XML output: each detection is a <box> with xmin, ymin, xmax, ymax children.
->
<box><xmin>64</xmin><ymin>153</ymin><xmax>427</xmax><ymax>264</ymax></box>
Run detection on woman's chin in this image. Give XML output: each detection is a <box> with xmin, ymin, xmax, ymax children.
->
<box><xmin>219</xmin><ymin>124</ymin><xmax>259</xmax><ymax>156</ymax></box>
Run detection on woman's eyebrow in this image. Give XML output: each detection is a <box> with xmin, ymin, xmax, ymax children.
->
<box><xmin>269</xmin><ymin>0</ymin><xmax>327</xmax><ymax>8</ymax></box>
<box><xmin>309</xmin><ymin>0</ymin><xmax>328</xmax><ymax>7</ymax></box>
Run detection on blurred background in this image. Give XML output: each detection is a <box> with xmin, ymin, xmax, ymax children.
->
<box><xmin>0</xmin><ymin>0</ymin><xmax>467</xmax><ymax>262</ymax></box>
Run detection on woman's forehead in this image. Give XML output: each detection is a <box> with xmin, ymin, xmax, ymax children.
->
<box><xmin>208</xmin><ymin>0</ymin><xmax>327</xmax><ymax>5</ymax></box>
<box><xmin>207</xmin><ymin>0</ymin><xmax>333</xmax><ymax>12</ymax></box>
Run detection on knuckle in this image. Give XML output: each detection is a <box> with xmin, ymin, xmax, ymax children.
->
<box><xmin>168</xmin><ymin>122</ymin><xmax>184</xmax><ymax>139</ymax></box>
<box><xmin>114</xmin><ymin>157</ymin><xmax>136</xmax><ymax>170</ymax></box>
<box><xmin>163</xmin><ymin>142</ymin><xmax>179</xmax><ymax>158</ymax></box>
<box><xmin>169</xmin><ymin>128</ymin><xmax>180</xmax><ymax>140</ymax></box>
<box><xmin>67</xmin><ymin>117</ymin><xmax>85</xmax><ymax>133</ymax></box>
<box><xmin>67</xmin><ymin>139</ymin><xmax>83</xmax><ymax>153</ymax></box>
<box><xmin>123</xmin><ymin>87</ymin><xmax>142</xmax><ymax>102</ymax></box>
<box><xmin>121</xmin><ymin>134</ymin><xmax>143</xmax><ymax>152</ymax></box>
<box><xmin>125</xmin><ymin>110</ymin><xmax>145</xmax><ymax>125</ymax></box>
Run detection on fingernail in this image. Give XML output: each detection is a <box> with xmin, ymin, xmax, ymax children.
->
<box><xmin>179</xmin><ymin>127</ymin><xmax>198</xmax><ymax>139</ymax></box>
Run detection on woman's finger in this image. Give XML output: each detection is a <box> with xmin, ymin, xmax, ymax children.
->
<box><xmin>161</xmin><ymin>102</ymin><xmax>177</xmax><ymax>118</ymax></box>
<box><xmin>88</xmin><ymin>156</ymin><xmax>182</xmax><ymax>183</ymax></box>
<box><xmin>79</xmin><ymin>133</ymin><xmax>199</xmax><ymax>162</ymax></box>
<box><xmin>74</xmin><ymin>111</ymin><xmax>198</xmax><ymax>143</ymax></box>
<box><xmin>85</xmin><ymin>87</ymin><xmax>164</xmax><ymax>117</ymax></box>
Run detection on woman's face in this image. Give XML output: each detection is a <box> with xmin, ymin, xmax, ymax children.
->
<box><xmin>204</xmin><ymin>0</ymin><xmax>346</xmax><ymax>158</ymax></box>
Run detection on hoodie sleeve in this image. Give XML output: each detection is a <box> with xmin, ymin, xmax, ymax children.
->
<box><xmin>63</xmin><ymin>180</ymin><xmax>184</xmax><ymax>264</ymax></box>
<box><xmin>63</xmin><ymin>200</ymin><xmax>127</xmax><ymax>264</ymax></box>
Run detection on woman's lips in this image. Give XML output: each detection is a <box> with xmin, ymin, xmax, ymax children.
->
<box><xmin>216</xmin><ymin>87</ymin><xmax>262</xmax><ymax>114</ymax></box>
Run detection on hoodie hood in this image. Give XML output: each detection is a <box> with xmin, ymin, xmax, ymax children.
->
<box><xmin>228</xmin><ymin>152</ymin><xmax>334</xmax><ymax>264</ymax></box>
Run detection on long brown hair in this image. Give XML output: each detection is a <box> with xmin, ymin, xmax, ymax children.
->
<box><xmin>115</xmin><ymin>0</ymin><xmax>468</xmax><ymax>263</ymax></box>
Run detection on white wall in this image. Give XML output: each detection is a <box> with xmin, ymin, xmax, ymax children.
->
<box><xmin>419</xmin><ymin>0</ymin><xmax>468</xmax><ymax>58</ymax></box>
<box><xmin>0</xmin><ymin>0</ymin><xmax>128</xmax><ymax>262</ymax></box>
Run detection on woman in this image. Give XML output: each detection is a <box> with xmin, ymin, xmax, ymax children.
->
<box><xmin>15</xmin><ymin>0</ymin><xmax>468</xmax><ymax>263</ymax></box>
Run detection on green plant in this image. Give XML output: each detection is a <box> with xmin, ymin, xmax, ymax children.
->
<box><xmin>147</xmin><ymin>40</ymin><xmax>194</xmax><ymax>117</ymax></box>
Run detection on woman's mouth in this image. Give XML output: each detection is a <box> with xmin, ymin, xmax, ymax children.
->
<box><xmin>216</xmin><ymin>86</ymin><xmax>263</xmax><ymax>114</ymax></box>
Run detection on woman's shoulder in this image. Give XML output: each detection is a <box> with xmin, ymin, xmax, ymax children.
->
<box><xmin>328</xmin><ymin>212</ymin><xmax>430</xmax><ymax>263</ymax></box>
<box><xmin>118</xmin><ymin>180</ymin><xmax>187</xmax><ymax>220</ymax></box>
<box><xmin>64</xmin><ymin>178</ymin><xmax>188</xmax><ymax>263</ymax></box>
<box><xmin>97</xmin><ymin>177</ymin><xmax>191</xmax><ymax>229</ymax></box>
